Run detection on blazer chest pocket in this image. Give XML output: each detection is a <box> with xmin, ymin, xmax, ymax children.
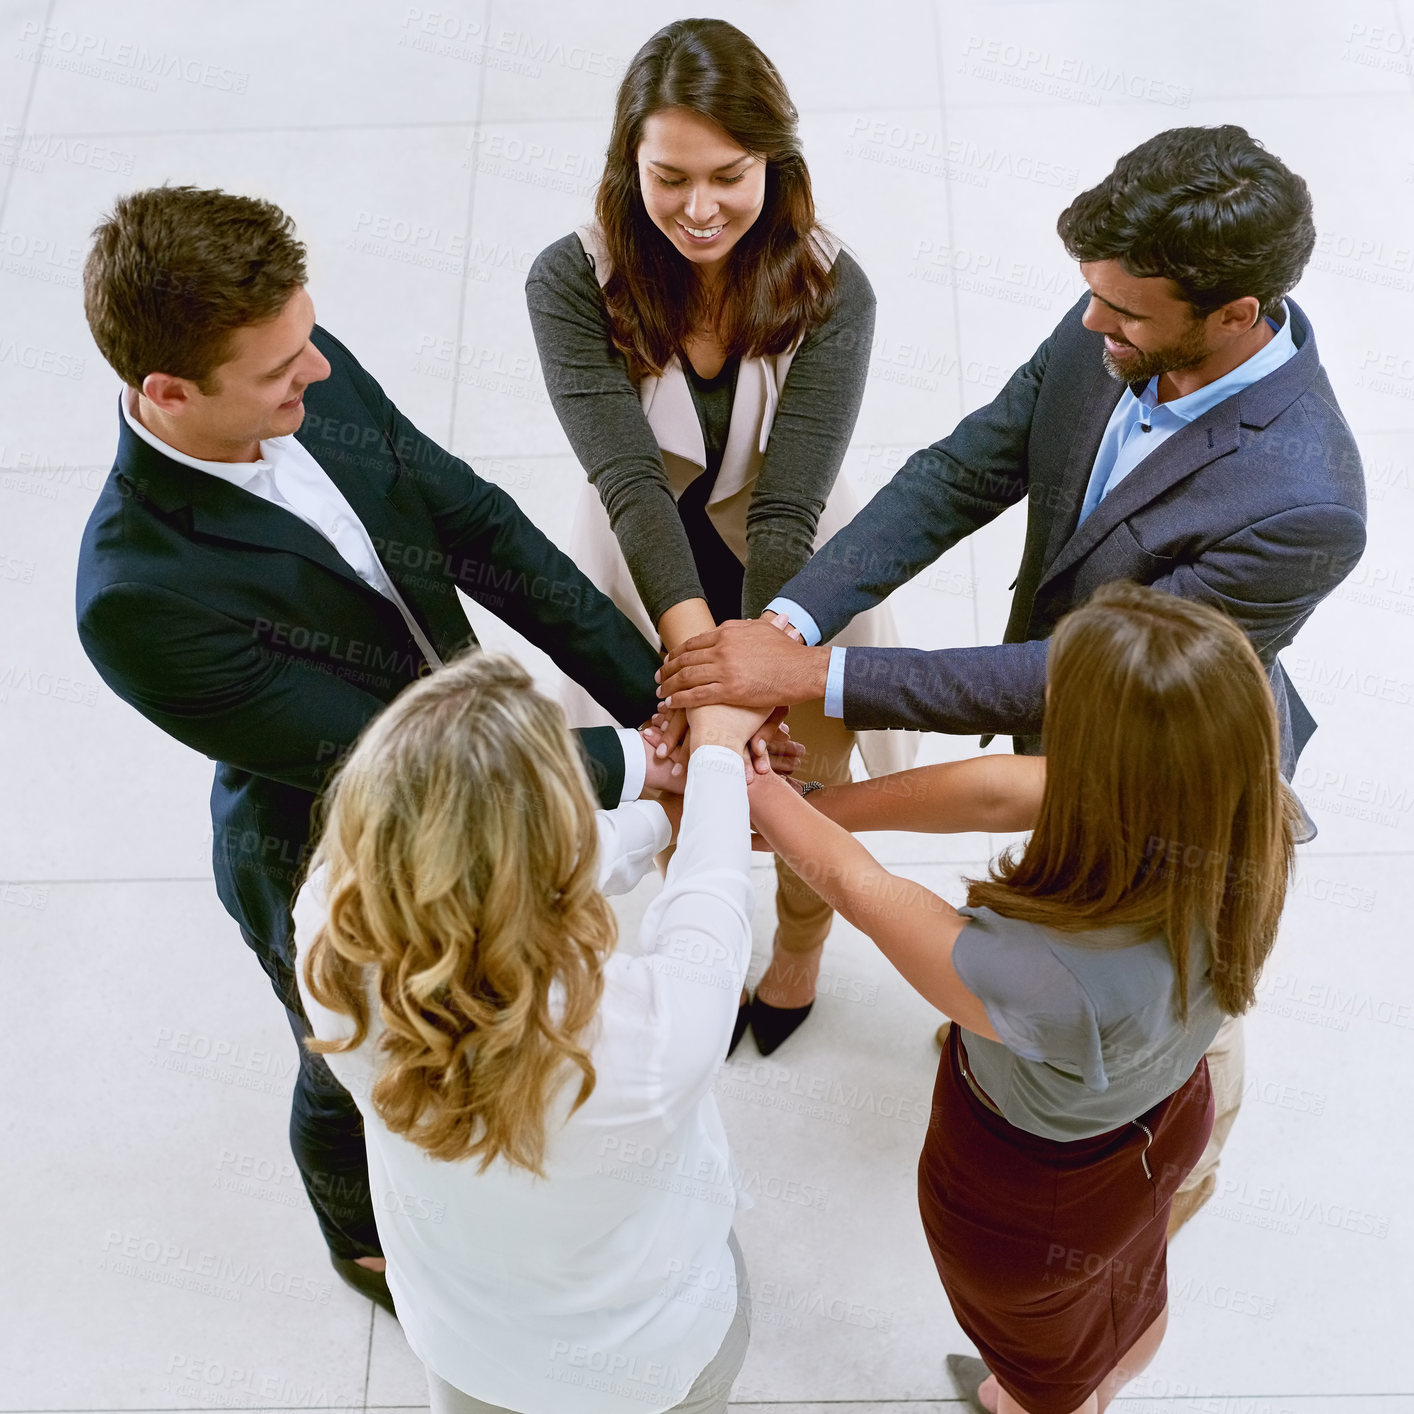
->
<box><xmin>1089</xmin><ymin>520</ymin><xmax>1180</xmax><ymax>587</ymax></box>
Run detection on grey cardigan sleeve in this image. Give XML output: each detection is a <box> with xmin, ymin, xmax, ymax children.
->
<box><xmin>741</xmin><ymin>248</ymin><xmax>875</xmax><ymax>617</ymax></box>
<box><xmin>526</xmin><ymin>233</ymin><xmax>704</xmax><ymax>627</ymax></box>
<box><xmin>527</xmin><ymin>234</ymin><xmax>877</xmax><ymax>625</ymax></box>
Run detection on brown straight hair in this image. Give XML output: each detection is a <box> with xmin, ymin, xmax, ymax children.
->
<box><xmin>595</xmin><ymin>17</ymin><xmax>836</xmax><ymax>382</ymax></box>
<box><xmin>966</xmin><ymin>582</ymin><xmax>1299</xmax><ymax>1018</ymax></box>
<box><xmin>83</xmin><ymin>185</ymin><xmax>307</xmax><ymax>392</ymax></box>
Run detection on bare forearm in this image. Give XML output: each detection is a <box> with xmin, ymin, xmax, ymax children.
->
<box><xmin>750</xmin><ymin>774</ymin><xmax>994</xmax><ymax>1034</ymax></box>
<box><xmin>658</xmin><ymin>598</ymin><xmax>716</xmax><ymax>654</ymax></box>
<box><xmin>750</xmin><ymin>776</ymin><xmax>931</xmax><ymax>931</ymax></box>
<box><xmin>810</xmin><ymin>755</ymin><xmax>1045</xmax><ymax>835</ymax></box>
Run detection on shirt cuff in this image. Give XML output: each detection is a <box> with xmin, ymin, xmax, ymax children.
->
<box><xmin>823</xmin><ymin>647</ymin><xmax>848</xmax><ymax>719</ymax></box>
<box><xmin>765</xmin><ymin>596</ymin><xmax>822</xmax><ymax>647</ymax></box>
<box><xmin>616</xmin><ymin>727</ymin><xmax>647</xmax><ymax>803</ymax></box>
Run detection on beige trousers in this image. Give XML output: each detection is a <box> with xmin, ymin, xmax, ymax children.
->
<box><xmin>1168</xmin><ymin>1013</ymin><xmax>1244</xmax><ymax>1234</ymax></box>
<box><xmin>656</xmin><ymin>697</ymin><xmax>857</xmax><ymax>957</ymax></box>
<box><xmin>771</xmin><ymin>697</ymin><xmax>857</xmax><ymax>954</ymax></box>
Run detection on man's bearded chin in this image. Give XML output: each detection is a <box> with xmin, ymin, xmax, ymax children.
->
<box><xmin>1100</xmin><ymin>319</ymin><xmax>1213</xmax><ymax>385</ymax></box>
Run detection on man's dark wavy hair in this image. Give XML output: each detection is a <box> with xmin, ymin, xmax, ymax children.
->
<box><xmin>1056</xmin><ymin>126</ymin><xmax>1314</xmax><ymax>320</ymax></box>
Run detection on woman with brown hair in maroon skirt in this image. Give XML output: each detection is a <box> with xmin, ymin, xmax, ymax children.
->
<box><xmin>744</xmin><ymin>580</ymin><xmax>1300</xmax><ymax>1414</ymax></box>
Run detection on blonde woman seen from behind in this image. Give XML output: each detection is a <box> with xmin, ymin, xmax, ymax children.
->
<box><xmin>294</xmin><ymin>651</ymin><xmax>766</xmax><ymax>1414</ymax></box>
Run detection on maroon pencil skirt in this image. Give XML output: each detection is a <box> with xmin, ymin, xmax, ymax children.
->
<box><xmin>918</xmin><ymin>1025</ymin><xmax>1214</xmax><ymax>1414</ymax></box>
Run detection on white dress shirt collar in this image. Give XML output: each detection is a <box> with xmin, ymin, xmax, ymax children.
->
<box><xmin>120</xmin><ymin>388</ymin><xmax>642</xmax><ymax>804</ymax></box>
<box><xmin>120</xmin><ymin>387</ymin><xmax>284</xmax><ymax>488</ymax></box>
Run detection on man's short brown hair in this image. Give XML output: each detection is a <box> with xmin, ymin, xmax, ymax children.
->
<box><xmin>83</xmin><ymin>185</ymin><xmax>307</xmax><ymax>391</ymax></box>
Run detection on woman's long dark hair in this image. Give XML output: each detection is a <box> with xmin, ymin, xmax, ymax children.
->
<box><xmin>595</xmin><ymin>18</ymin><xmax>837</xmax><ymax>381</ymax></box>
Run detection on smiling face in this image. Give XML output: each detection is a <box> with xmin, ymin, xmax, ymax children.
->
<box><xmin>1079</xmin><ymin>259</ymin><xmax>1217</xmax><ymax>385</ymax></box>
<box><xmin>636</xmin><ymin>106</ymin><xmax>767</xmax><ymax>276</ymax></box>
<box><xmin>141</xmin><ymin>286</ymin><xmax>331</xmax><ymax>459</ymax></box>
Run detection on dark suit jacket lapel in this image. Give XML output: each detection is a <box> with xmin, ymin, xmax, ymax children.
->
<box><xmin>1044</xmin><ymin>360</ymin><xmax>1124</xmax><ymax>572</ymax></box>
<box><xmin>309</xmin><ymin>425</ymin><xmax>478</xmax><ymax>658</ymax></box>
<box><xmin>1037</xmin><ymin>299</ymin><xmax>1320</xmax><ymax>595</ymax></box>
<box><xmin>1039</xmin><ymin>400</ymin><xmax>1241</xmax><ymax>591</ymax></box>
<box><xmin>117</xmin><ymin>411</ymin><xmax>373</xmax><ymax>596</ymax></box>
<box><xmin>1002</xmin><ymin>355</ymin><xmax>1120</xmax><ymax>645</ymax></box>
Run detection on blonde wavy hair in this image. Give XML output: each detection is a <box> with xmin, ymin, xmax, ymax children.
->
<box><xmin>301</xmin><ymin>651</ymin><xmax>617</xmax><ymax>1175</ymax></box>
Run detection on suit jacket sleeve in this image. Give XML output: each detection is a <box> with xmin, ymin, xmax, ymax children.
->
<box><xmin>79</xmin><ymin>580</ymin><xmax>632</xmax><ymax>809</ymax></box>
<box><xmin>78</xmin><ymin>579</ymin><xmax>389</xmax><ymax>794</ymax></box>
<box><xmin>316</xmin><ymin>328</ymin><xmax>662</xmax><ymax>733</ymax></box>
<box><xmin>577</xmin><ymin>726</ymin><xmax>628</xmax><ymax>808</ymax></box>
<box><xmin>777</xmin><ymin>323</ymin><xmax>1051</xmax><ymax>642</ymax></box>
<box><xmin>840</xmin><ymin>501</ymin><xmax>1368</xmax><ymax>738</ymax></box>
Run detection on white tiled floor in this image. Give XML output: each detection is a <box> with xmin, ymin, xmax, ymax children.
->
<box><xmin>1</xmin><ymin>0</ymin><xmax>1410</xmax><ymax>1409</ymax></box>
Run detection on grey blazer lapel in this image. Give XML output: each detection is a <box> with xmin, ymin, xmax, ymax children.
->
<box><xmin>1039</xmin><ymin>397</ymin><xmax>1241</xmax><ymax>592</ymax></box>
<box><xmin>1043</xmin><ymin>363</ymin><xmax>1124</xmax><ymax>572</ymax></box>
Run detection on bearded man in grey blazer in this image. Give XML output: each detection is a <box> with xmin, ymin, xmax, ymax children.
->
<box><xmin>655</xmin><ymin>125</ymin><xmax>1367</xmax><ymax>1235</ymax></box>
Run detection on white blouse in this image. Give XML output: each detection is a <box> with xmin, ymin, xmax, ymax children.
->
<box><xmin>293</xmin><ymin>745</ymin><xmax>753</xmax><ymax>1414</ymax></box>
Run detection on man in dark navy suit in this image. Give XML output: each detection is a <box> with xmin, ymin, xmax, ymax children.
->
<box><xmin>656</xmin><ymin>127</ymin><xmax>1368</xmax><ymax>1242</ymax></box>
<box><xmin>75</xmin><ymin>186</ymin><xmax>677</xmax><ymax>1311</ymax></box>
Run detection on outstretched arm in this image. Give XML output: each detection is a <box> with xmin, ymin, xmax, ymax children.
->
<box><xmin>768</xmin><ymin>311</ymin><xmax>1058</xmax><ymax>645</ymax></box>
<box><xmin>317</xmin><ymin>325</ymin><xmax>663</xmax><ymax>730</ymax></box>
<box><xmin>836</xmin><ymin>500</ymin><xmax>1368</xmax><ymax>738</ymax></box>
<box><xmin>809</xmin><ymin>754</ymin><xmax>1044</xmax><ymax>835</ymax></box>
<box><xmin>746</xmin><ymin>770</ymin><xmax>999</xmax><ymax>1037</ymax></box>
<box><xmin>740</xmin><ymin>250</ymin><xmax>876</xmax><ymax>617</ymax></box>
<box><xmin>78</xmin><ymin>580</ymin><xmax>640</xmax><ymax>812</ymax></box>
<box><xmin>525</xmin><ymin>236</ymin><xmax>711</xmax><ymax>644</ymax></box>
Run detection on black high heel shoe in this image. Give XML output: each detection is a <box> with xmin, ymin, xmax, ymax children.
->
<box><xmin>727</xmin><ymin>995</ymin><xmax>750</xmax><ymax>1058</ymax></box>
<box><xmin>747</xmin><ymin>993</ymin><xmax>813</xmax><ymax>1056</ymax></box>
<box><xmin>944</xmin><ymin>1354</ymin><xmax>990</xmax><ymax>1412</ymax></box>
<box><xmin>330</xmin><ymin>1254</ymin><xmax>397</xmax><ymax>1318</ymax></box>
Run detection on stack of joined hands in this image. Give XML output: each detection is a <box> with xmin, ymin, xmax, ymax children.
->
<box><xmin>639</xmin><ymin>610</ymin><xmax>827</xmax><ymax>788</ymax></box>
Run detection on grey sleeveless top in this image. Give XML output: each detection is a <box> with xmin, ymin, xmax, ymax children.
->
<box><xmin>952</xmin><ymin>904</ymin><xmax>1224</xmax><ymax>1141</ymax></box>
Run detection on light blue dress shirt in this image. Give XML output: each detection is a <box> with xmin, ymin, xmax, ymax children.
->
<box><xmin>770</xmin><ymin>304</ymin><xmax>1298</xmax><ymax>719</ymax></box>
<box><xmin>1076</xmin><ymin>305</ymin><xmax>1295</xmax><ymax>525</ymax></box>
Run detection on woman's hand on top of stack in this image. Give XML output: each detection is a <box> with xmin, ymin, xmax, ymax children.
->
<box><xmin>686</xmin><ymin>701</ymin><xmax>772</xmax><ymax>762</ymax></box>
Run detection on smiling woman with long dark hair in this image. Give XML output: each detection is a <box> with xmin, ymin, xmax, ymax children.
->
<box><xmin>527</xmin><ymin>17</ymin><xmax>913</xmax><ymax>1058</ymax></box>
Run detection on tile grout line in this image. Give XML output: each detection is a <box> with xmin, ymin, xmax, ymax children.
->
<box><xmin>2</xmin><ymin>876</ymin><xmax>217</xmax><ymax>885</ymax></box>
<box><xmin>360</xmin><ymin>1396</ymin><xmax>1414</xmax><ymax>1407</ymax></box>
<box><xmin>936</xmin><ymin>0</ymin><xmax>1013</xmax><ymax>875</ymax></box>
<box><xmin>9</xmin><ymin>85</ymin><xmax>1414</xmax><ymax>145</ymax></box>
<box><xmin>0</xmin><ymin>0</ymin><xmax>57</xmax><ymax>228</ymax></box>
<box><xmin>1398</xmin><ymin>0</ymin><xmax>1414</xmax><ymax>100</ymax></box>
<box><xmin>443</xmin><ymin>0</ymin><xmax>494</xmax><ymax>453</ymax></box>
<box><xmin>18</xmin><ymin>423</ymin><xmax>1404</xmax><ymax>466</ymax></box>
<box><xmin>5</xmin><ymin>1391</ymin><xmax>1412</xmax><ymax>1410</ymax></box>
<box><xmin>361</xmin><ymin>1301</ymin><xmax>376</xmax><ymax>1412</ymax></box>
<box><xmin>929</xmin><ymin>0</ymin><xmax>984</xmax><ymax>672</ymax></box>
<box><xmin>6</xmin><ymin>847</ymin><xmax>1414</xmax><ymax>888</ymax></box>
